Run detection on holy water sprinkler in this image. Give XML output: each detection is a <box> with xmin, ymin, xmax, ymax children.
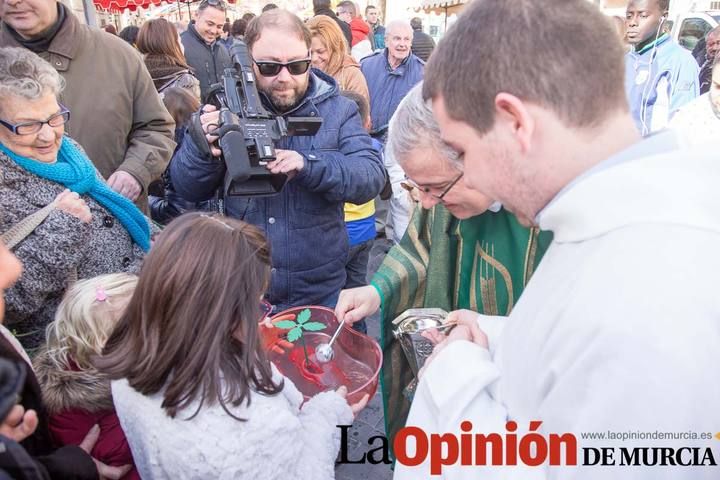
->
<box><xmin>315</xmin><ymin>317</ymin><xmax>347</xmax><ymax>364</ymax></box>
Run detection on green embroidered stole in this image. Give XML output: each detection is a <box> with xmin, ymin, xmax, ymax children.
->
<box><xmin>371</xmin><ymin>205</ymin><xmax>553</xmax><ymax>448</ymax></box>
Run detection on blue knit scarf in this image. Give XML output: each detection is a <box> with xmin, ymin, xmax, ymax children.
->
<box><xmin>0</xmin><ymin>137</ymin><xmax>150</xmax><ymax>252</ymax></box>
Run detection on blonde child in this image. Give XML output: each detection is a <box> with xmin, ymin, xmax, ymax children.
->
<box><xmin>33</xmin><ymin>273</ymin><xmax>139</xmax><ymax>480</ymax></box>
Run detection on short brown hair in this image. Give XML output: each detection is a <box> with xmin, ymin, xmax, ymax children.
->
<box><xmin>337</xmin><ymin>1</ymin><xmax>357</xmax><ymax>17</ymax></box>
<box><xmin>231</xmin><ymin>18</ymin><xmax>247</xmax><ymax>37</ymax></box>
<box><xmin>423</xmin><ymin>0</ymin><xmax>627</xmax><ymax>134</ymax></box>
<box><xmin>96</xmin><ymin>213</ymin><xmax>281</xmax><ymax>420</ymax></box>
<box><xmin>137</xmin><ymin>18</ymin><xmax>189</xmax><ymax>69</ymax></box>
<box><xmin>244</xmin><ymin>8</ymin><xmax>311</xmax><ymax>51</ymax></box>
<box><xmin>307</xmin><ymin>15</ymin><xmax>348</xmax><ymax>76</ymax></box>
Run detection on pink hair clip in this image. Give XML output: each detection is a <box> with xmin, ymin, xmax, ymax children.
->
<box><xmin>95</xmin><ymin>287</ymin><xmax>108</xmax><ymax>302</ymax></box>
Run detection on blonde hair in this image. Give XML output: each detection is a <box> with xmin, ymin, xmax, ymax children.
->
<box><xmin>306</xmin><ymin>15</ymin><xmax>348</xmax><ymax>77</ymax></box>
<box><xmin>43</xmin><ymin>273</ymin><xmax>138</xmax><ymax>371</ymax></box>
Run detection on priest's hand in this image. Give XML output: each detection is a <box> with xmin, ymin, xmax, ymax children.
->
<box><xmin>418</xmin><ymin>321</ymin><xmax>489</xmax><ymax>379</ymax></box>
<box><xmin>335</xmin><ymin>286</ymin><xmax>381</xmax><ymax>325</ymax></box>
<box><xmin>422</xmin><ymin>309</ymin><xmax>482</xmax><ymax>345</ymax></box>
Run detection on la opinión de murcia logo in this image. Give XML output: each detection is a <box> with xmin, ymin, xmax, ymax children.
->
<box><xmin>337</xmin><ymin>421</ymin><xmax>719</xmax><ymax>475</ymax></box>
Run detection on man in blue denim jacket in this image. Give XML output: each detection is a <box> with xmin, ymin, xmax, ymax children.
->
<box><xmin>171</xmin><ymin>9</ymin><xmax>385</xmax><ymax>311</ymax></box>
<box><xmin>361</xmin><ymin>20</ymin><xmax>424</xmax><ymax>142</ymax></box>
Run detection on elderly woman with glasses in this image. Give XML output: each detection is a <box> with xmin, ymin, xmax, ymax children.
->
<box><xmin>335</xmin><ymin>83</ymin><xmax>554</xmax><ymax>452</ymax></box>
<box><xmin>0</xmin><ymin>47</ymin><xmax>152</xmax><ymax>352</ymax></box>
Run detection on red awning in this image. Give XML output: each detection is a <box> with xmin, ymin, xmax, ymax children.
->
<box><xmin>94</xmin><ymin>0</ymin><xmax>162</xmax><ymax>12</ymax></box>
<box><xmin>94</xmin><ymin>0</ymin><xmax>235</xmax><ymax>12</ymax></box>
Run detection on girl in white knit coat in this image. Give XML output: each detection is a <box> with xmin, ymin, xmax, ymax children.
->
<box><xmin>95</xmin><ymin>213</ymin><xmax>366</xmax><ymax>479</ymax></box>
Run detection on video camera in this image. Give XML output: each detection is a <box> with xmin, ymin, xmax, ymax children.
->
<box><xmin>189</xmin><ymin>41</ymin><xmax>322</xmax><ymax>197</ymax></box>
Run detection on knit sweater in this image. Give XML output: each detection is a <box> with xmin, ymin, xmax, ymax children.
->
<box><xmin>112</xmin><ymin>367</ymin><xmax>353</xmax><ymax>478</ymax></box>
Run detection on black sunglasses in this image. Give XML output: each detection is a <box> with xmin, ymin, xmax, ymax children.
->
<box><xmin>200</xmin><ymin>0</ymin><xmax>226</xmax><ymax>9</ymax></box>
<box><xmin>253</xmin><ymin>58</ymin><xmax>312</xmax><ymax>77</ymax></box>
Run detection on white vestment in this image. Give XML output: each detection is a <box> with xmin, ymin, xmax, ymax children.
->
<box><xmin>395</xmin><ymin>133</ymin><xmax>720</xmax><ymax>479</ymax></box>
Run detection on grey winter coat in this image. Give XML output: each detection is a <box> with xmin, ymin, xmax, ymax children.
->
<box><xmin>0</xmin><ymin>147</ymin><xmax>148</xmax><ymax>352</ymax></box>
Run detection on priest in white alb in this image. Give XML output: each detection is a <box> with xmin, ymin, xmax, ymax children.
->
<box><xmin>394</xmin><ymin>1</ymin><xmax>720</xmax><ymax>479</ymax></box>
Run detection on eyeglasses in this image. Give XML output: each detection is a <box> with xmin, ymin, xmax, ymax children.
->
<box><xmin>253</xmin><ymin>58</ymin><xmax>312</xmax><ymax>77</ymax></box>
<box><xmin>200</xmin><ymin>0</ymin><xmax>227</xmax><ymax>10</ymax></box>
<box><xmin>401</xmin><ymin>171</ymin><xmax>464</xmax><ymax>201</ymax></box>
<box><xmin>0</xmin><ymin>106</ymin><xmax>70</xmax><ymax>136</ymax></box>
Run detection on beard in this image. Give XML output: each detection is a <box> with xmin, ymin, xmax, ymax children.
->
<box><xmin>261</xmin><ymin>76</ymin><xmax>309</xmax><ymax>113</ymax></box>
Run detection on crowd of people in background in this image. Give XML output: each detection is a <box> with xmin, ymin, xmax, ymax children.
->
<box><xmin>0</xmin><ymin>0</ymin><xmax>717</xmax><ymax>477</ymax></box>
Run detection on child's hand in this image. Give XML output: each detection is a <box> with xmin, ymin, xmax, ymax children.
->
<box><xmin>336</xmin><ymin>386</ymin><xmax>370</xmax><ymax>416</ymax></box>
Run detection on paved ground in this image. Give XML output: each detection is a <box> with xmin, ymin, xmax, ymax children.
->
<box><xmin>335</xmin><ymin>238</ymin><xmax>394</xmax><ymax>480</ymax></box>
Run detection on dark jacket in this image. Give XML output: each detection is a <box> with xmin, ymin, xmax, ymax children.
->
<box><xmin>0</xmin><ymin>5</ymin><xmax>176</xmax><ymax>213</ymax></box>
<box><xmin>411</xmin><ymin>29</ymin><xmax>435</xmax><ymax>62</ymax></box>
<box><xmin>0</xmin><ymin>335</ymin><xmax>98</xmax><ymax>480</ymax></box>
<box><xmin>699</xmin><ymin>57</ymin><xmax>714</xmax><ymax>95</ymax></box>
<box><xmin>370</xmin><ymin>23</ymin><xmax>385</xmax><ymax>50</ymax></box>
<box><xmin>149</xmin><ymin>126</ymin><xmax>219</xmax><ymax>225</ymax></box>
<box><xmin>314</xmin><ymin>7</ymin><xmax>352</xmax><ymax>47</ymax></box>
<box><xmin>144</xmin><ymin>54</ymin><xmax>200</xmax><ymax>100</ymax></box>
<box><xmin>171</xmin><ymin>69</ymin><xmax>385</xmax><ymax>310</ymax></box>
<box><xmin>180</xmin><ymin>24</ymin><xmax>232</xmax><ymax>101</ymax></box>
<box><xmin>361</xmin><ymin>50</ymin><xmax>425</xmax><ymax>138</ymax></box>
<box><xmin>0</xmin><ymin>434</ymin><xmax>49</xmax><ymax>480</ymax></box>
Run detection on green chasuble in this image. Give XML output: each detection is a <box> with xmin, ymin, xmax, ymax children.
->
<box><xmin>371</xmin><ymin>205</ymin><xmax>553</xmax><ymax>447</ymax></box>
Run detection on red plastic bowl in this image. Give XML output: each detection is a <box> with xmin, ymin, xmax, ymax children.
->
<box><xmin>260</xmin><ymin>305</ymin><xmax>382</xmax><ymax>404</ymax></box>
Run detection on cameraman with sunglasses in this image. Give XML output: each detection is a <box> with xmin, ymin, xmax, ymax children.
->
<box><xmin>172</xmin><ymin>9</ymin><xmax>385</xmax><ymax>314</ymax></box>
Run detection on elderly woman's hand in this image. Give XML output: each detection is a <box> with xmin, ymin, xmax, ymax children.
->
<box><xmin>54</xmin><ymin>189</ymin><xmax>92</xmax><ymax>223</ymax></box>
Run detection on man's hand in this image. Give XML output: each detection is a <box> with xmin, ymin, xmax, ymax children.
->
<box><xmin>266</xmin><ymin>150</ymin><xmax>304</xmax><ymax>179</ymax></box>
<box><xmin>199</xmin><ymin>105</ymin><xmax>222</xmax><ymax>157</ymax></box>
<box><xmin>422</xmin><ymin>309</ymin><xmax>483</xmax><ymax>346</ymax></box>
<box><xmin>418</xmin><ymin>318</ymin><xmax>490</xmax><ymax>379</ymax></box>
<box><xmin>334</xmin><ymin>286</ymin><xmax>381</xmax><ymax>325</ymax></box>
<box><xmin>79</xmin><ymin>425</ymin><xmax>132</xmax><ymax>480</ymax></box>
<box><xmin>0</xmin><ymin>404</ymin><xmax>38</xmax><ymax>442</ymax></box>
<box><xmin>107</xmin><ymin>171</ymin><xmax>142</xmax><ymax>201</ymax></box>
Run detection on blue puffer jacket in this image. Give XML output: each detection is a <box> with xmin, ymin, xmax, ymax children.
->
<box><xmin>361</xmin><ymin>49</ymin><xmax>424</xmax><ymax>139</ymax></box>
<box><xmin>171</xmin><ymin>69</ymin><xmax>385</xmax><ymax>310</ymax></box>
